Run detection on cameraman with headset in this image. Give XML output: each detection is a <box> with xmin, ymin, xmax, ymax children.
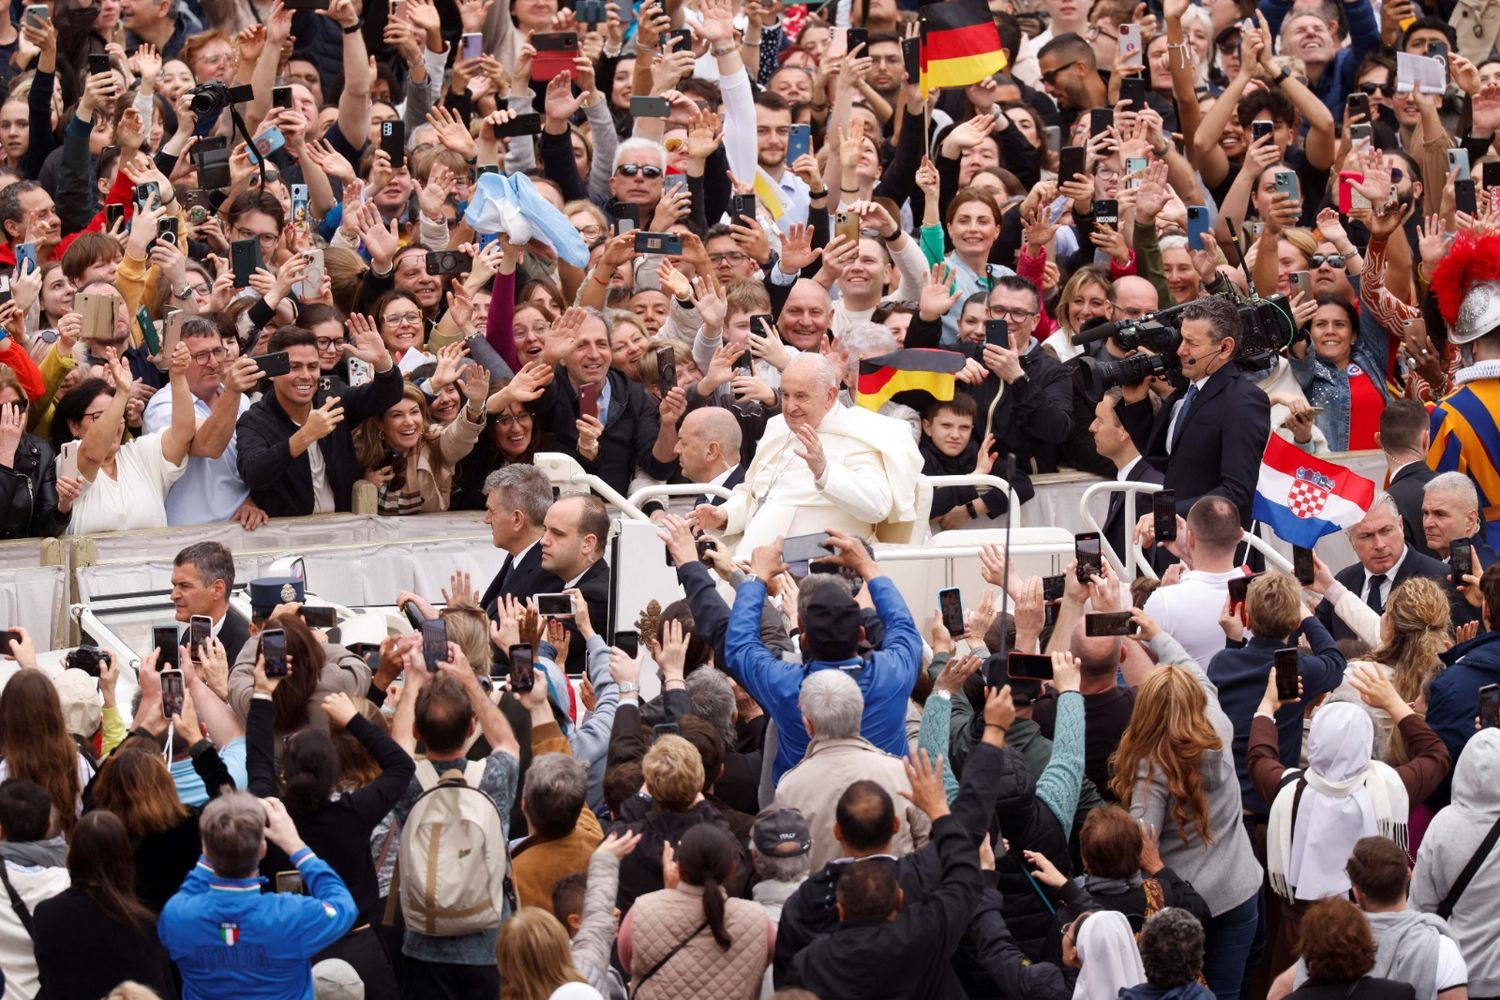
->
<box><xmin>1120</xmin><ymin>295</ymin><xmax>1272</xmax><ymax>539</ymax></box>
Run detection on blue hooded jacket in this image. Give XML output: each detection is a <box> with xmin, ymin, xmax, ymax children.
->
<box><xmin>1426</xmin><ymin>630</ymin><xmax>1500</xmax><ymax>799</ymax></box>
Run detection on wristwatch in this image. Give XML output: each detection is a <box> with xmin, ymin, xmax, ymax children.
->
<box><xmin>618</xmin><ymin>682</ymin><xmax>640</xmax><ymax>694</ymax></box>
<box><xmin>1271</xmin><ymin>64</ymin><xmax>1291</xmax><ymax>86</ymax></box>
<box><xmin>965</xmin><ymin>500</ymin><xmax>980</xmax><ymax>519</ymax></box>
<box><xmin>343</xmin><ymin>17</ymin><xmax>364</xmax><ymax>33</ymax></box>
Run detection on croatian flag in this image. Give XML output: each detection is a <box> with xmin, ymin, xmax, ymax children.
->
<box><xmin>1252</xmin><ymin>435</ymin><xmax>1376</xmax><ymax>547</ymax></box>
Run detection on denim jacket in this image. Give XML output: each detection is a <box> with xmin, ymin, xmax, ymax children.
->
<box><xmin>1289</xmin><ymin>275</ymin><xmax>1389</xmax><ymax>451</ymax></box>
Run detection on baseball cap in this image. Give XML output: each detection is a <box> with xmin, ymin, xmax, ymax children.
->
<box><xmin>752</xmin><ymin>806</ymin><xmax>812</xmax><ymax>857</ymax></box>
<box><xmin>312</xmin><ymin>958</ymin><xmax>365</xmax><ymax>1000</ymax></box>
<box><xmin>801</xmin><ymin>587</ymin><xmax>861</xmax><ymax>662</ymax></box>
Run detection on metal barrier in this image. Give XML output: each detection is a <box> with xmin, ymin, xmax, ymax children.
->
<box><xmin>534</xmin><ymin>453</ymin><xmax>650</xmax><ymax>521</ymax></box>
<box><xmin>1078</xmin><ymin>480</ymin><xmax>1165</xmax><ymax>580</ymax></box>
<box><xmin>923</xmin><ymin>474</ymin><xmax>1028</xmax><ymax>528</ymax></box>
<box><xmin>626</xmin><ymin>482</ymin><xmax>737</xmax><ymax>509</ymax></box>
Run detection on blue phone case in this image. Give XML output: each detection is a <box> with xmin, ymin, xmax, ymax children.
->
<box><xmin>787</xmin><ymin>125</ymin><xmax>811</xmax><ymax>164</ymax></box>
<box><xmin>247</xmin><ymin>126</ymin><xmax>285</xmax><ymax>165</ymax></box>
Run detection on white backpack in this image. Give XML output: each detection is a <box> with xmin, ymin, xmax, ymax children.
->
<box><xmin>397</xmin><ymin>759</ymin><xmax>510</xmax><ymax>937</ymax></box>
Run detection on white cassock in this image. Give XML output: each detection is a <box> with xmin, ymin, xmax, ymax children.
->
<box><xmin>719</xmin><ymin>403</ymin><xmax>925</xmax><ymax>556</ymax></box>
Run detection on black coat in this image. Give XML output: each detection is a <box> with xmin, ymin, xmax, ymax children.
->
<box><xmin>557</xmin><ymin>558</ymin><xmax>611</xmax><ymax>674</ymax></box>
<box><xmin>219</xmin><ymin>607</ymin><xmax>251</xmax><ymax>663</ymax></box>
<box><xmin>481</xmin><ymin>542</ymin><xmax>562</xmax><ymax>623</ymax></box>
<box><xmin>1117</xmin><ymin>362</ymin><xmax>1271</xmax><ymax>528</ymax></box>
<box><xmin>1386</xmin><ymin>460</ymin><xmax>1438</xmax><ymax>558</ymax></box>
<box><xmin>33</xmin><ymin>887</ymin><xmax>177</xmax><ymax>1000</ymax></box>
<box><xmin>235</xmin><ymin>364</ymin><xmax>404</xmax><ymax>517</ymax></box>
<box><xmin>531</xmin><ymin>367</ymin><xmax>674</xmax><ymax>497</ymax></box>
<box><xmin>988</xmin><ymin>742</ymin><xmax>1075</xmax><ymax>960</ymax></box>
<box><xmin>1315</xmin><ymin>547</ymin><xmax>1455</xmax><ymax>642</ymax></box>
<box><xmin>787</xmin><ymin>815</ymin><xmax>982</xmax><ymax>1000</ymax></box>
<box><xmin>980</xmin><ymin>344</ymin><xmax>1075</xmax><ymax>475</ymax></box>
<box><xmin>0</xmin><ymin>432</ymin><xmax>66</xmax><ymax>539</ymax></box>
<box><xmin>1098</xmin><ymin>456</ymin><xmax>1166</xmax><ymax>571</ymax></box>
<box><xmin>1287</xmin><ymin>978</ymin><xmax>1416</xmax><ymax>1000</ymax></box>
<box><xmin>919</xmin><ymin>435</ymin><xmax>1034</xmax><ymax>519</ymax></box>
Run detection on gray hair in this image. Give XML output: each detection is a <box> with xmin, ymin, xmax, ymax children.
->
<box><xmin>785</xmin><ymin>352</ymin><xmax>839</xmax><ymax>393</ymax></box>
<box><xmin>581</xmin><ymin>306</ymin><xmax>614</xmax><ymax>341</ymax></box>
<box><xmin>798</xmin><ymin>670</ymin><xmax>863</xmax><ymax>740</ymax></box>
<box><xmin>795</xmin><ymin>571</ymin><xmax>860</xmax><ymax>620</ymax></box>
<box><xmin>838</xmin><ymin>322</ymin><xmax>897</xmax><ymax>362</ymax></box>
<box><xmin>1348</xmin><ymin>492</ymin><xmax>1401</xmax><ymax>537</ymax></box>
<box><xmin>1424</xmin><ymin>472</ymin><xmax>1479</xmax><ymax>514</ymax></box>
<box><xmin>199</xmin><ymin>791</ymin><xmax>268</xmax><ymax>878</ymax></box>
<box><xmin>180</xmin><ymin>316</ymin><xmax>223</xmax><ymax>340</ymax></box>
<box><xmin>686</xmin><ymin>668</ymin><xmax>738</xmax><ymax>749</ymax></box>
<box><xmin>1139</xmin><ymin>908</ymin><xmax>1206</xmax><ymax>988</ymax></box>
<box><xmin>521</xmin><ymin>753</ymin><xmax>589</xmax><ymax>838</ymax></box>
<box><xmin>612</xmin><ymin>137</ymin><xmax>668</xmax><ymax>172</ymax></box>
<box><xmin>174</xmin><ymin>541</ymin><xmax>235</xmax><ymax>593</ymax></box>
<box><xmin>1158</xmin><ymin>235</ymin><xmax>1188</xmax><ymax>253</ymax></box>
<box><xmin>483</xmin><ymin>464</ymin><xmax>553</xmax><ymax>528</ymax></box>
<box><xmin>752</xmin><ymin>848</ymin><xmax>812</xmax><ymax>883</ymax></box>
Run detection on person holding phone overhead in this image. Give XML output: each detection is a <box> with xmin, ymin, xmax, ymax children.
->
<box><xmin>235</xmin><ymin>322</ymin><xmax>403</xmax><ymax>517</ymax></box>
<box><xmin>50</xmin><ymin>342</ymin><xmax>194</xmax><ymax>534</ymax></box>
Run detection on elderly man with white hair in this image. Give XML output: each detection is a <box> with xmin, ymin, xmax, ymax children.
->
<box><xmin>1422</xmin><ymin>471</ymin><xmax>1499</xmax><ymax>569</ymax></box>
<box><xmin>773</xmin><ymin>670</ymin><xmax>930</xmax><ymax>869</ymax></box>
<box><xmin>692</xmin><ymin>352</ymin><xmax>924</xmax><ymax>554</ymax></box>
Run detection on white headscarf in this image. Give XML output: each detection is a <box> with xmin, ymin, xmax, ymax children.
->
<box><xmin>1267</xmin><ymin>702</ymin><xmax>1410</xmax><ymax>902</ymax></box>
<box><xmin>1072</xmin><ymin>910</ymin><xmax>1146</xmax><ymax>1000</ymax></box>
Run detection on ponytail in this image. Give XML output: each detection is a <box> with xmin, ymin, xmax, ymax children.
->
<box><xmin>702</xmin><ymin>873</ymin><xmax>731</xmax><ymax>950</ymax></box>
<box><xmin>675</xmin><ymin>824</ymin><xmax>739</xmax><ymax>951</ymax></box>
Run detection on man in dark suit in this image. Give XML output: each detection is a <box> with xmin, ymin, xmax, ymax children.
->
<box><xmin>478</xmin><ymin>464</ymin><xmax>564</xmax><ymax>621</ymax></box>
<box><xmin>1089</xmin><ymin>389</ymin><xmax>1166</xmax><ymax>568</ymax></box>
<box><xmin>1118</xmin><ymin>295</ymin><xmax>1271</xmax><ymax>530</ymax></box>
<box><xmin>643</xmin><ymin>407</ymin><xmax>745</xmax><ymax>520</ymax></box>
<box><xmin>171</xmin><ymin>541</ymin><xmax>251</xmax><ymax>662</ymax></box>
<box><xmin>539</xmin><ymin>494</ymin><xmax>612</xmax><ymax>672</ymax></box>
<box><xmin>1314</xmin><ymin>493</ymin><xmax>1453</xmax><ymax>641</ymax></box>
<box><xmin>1378</xmin><ymin>400</ymin><xmax>1438</xmax><ymax>558</ymax></box>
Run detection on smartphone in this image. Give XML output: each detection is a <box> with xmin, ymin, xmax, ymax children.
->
<box><xmin>105</xmin><ymin>202</ymin><xmax>125</xmax><ymax>231</ymax></box>
<box><xmin>461</xmin><ymin>31</ymin><xmax>483</xmax><ymax>60</ymax></box>
<box><xmin>1120</xmin><ymin>75</ymin><xmax>1146</xmax><ymax>112</ymax></box>
<box><xmin>78</xmin><ymin>292</ymin><xmax>115</xmax><ymax>341</ymax></box>
<box><xmin>135</xmin><ymin>181</ymin><xmax>159</xmax><ymax>210</ymax></box>
<box><xmin>1089</xmin><ymin>108</ymin><xmax>1114</xmax><ymax>135</ymax></box>
<box><xmin>380</xmin><ymin>120</ymin><xmax>405</xmax><ymax>169</ymax></box>
<box><xmin>1273</xmin><ymin>169</ymin><xmax>1301</xmax><ymax>203</ymax></box>
<box><xmin>577</xmin><ymin>380</ymin><xmax>600</xmax><ymax>419</ymax></box>
<box><xmin>272</xmin><ymin>85</ymin><xmax>293</xmax><ymax>108</ymax></box>
<box><xmin>661</xmin><ymin>26</ymin><xmax>692</xmax><ymax>51</ymax></box>
<box><xmin>1345</xmin><ymin>92</ymin><xmax>1369</xmax><ymax>120</ymax></box>
<box><xmin>0</xmin><ymin>630</ymin><xmax>19</xmax><ymax>656</ymax></box>
<box><xmin>299</xmin><ymin>605</ymin><xmax>337</xmax><ymax>628</ymax></box>
<box><xmin>1448</xmin><ymin>148</ymin><xmax>1471</xmax><ymax>182</ymax></box>
<box><xmin>247</xmin><ymin>126</ymin><xmax>285</xmax><ymax>165</ymax></box>
<box><xmin>288</xmin><ymin>184</ymin><xmax>310</xmax><ymax>233</ymax></box>
<box><xmin>57</xmin><ymin>441</ymin><xmax>80</xmax><ymax>481</ymax></box>
<box><xmin>261</xmin><ymin>626</ymin><xmax>288</xmax><ymax>676</ymax></box>
<box><xmin>23</xmin><ymin>4</ymin><xmax>47</xmax><ymax>25</ymax></box>
<box><xmin>508</xmin><ymin>644</ymin><xmax>536</xmax><ymax>693</ymax></box>
<box><xmin>787</xmin><ymin>123</ymin><xmax>812</xmax><ymax>164</ymax></box>
<box><xmin>901</xmin><ymin>35</ymin><xmax>920</xmax><ymax>83</ymax></box>
<box><xmin>532</xmin><ymin>593</ymin><xmax>572</xmax><ymax>618</ymax></box>
<box><xmin>1427</xmin><ymin>40</ymin><xmax>1448</xmax><ymax>63</ymax></box>
<box><xmin>1251</xmin><ymin>120</ymin><xmax>1274</xmax><ymax>143</ymax></box>
<box><xmin>730</xmin><ymin>194</ymin><xmax>756</xmax><ymax>223</ymax></box>
<box><xmin>783</xmin><ymin>532</ymin><xmax>834</xmax><ymax>570</ymax></box>
<box><xmin>1187</xmin><ymin>206</ymin><xmax>1210</xmax><ymax>251</ymax></box>
<box><xmin>275</xmin><ymin>871</ymin><xmax>305</xmax><ymax>894</ymax></box>
<box><xmin>1292</xmin><ymin>544</ymin><xmax>1315</xmax><ymax>586</ymax></box>
<box><xmin>532</xmin><ymin>31</ymin><xmax>580</xmax><ymax>81</ymax></box>
<box><xmin>938</xmin><ymin>587</ymin><xmax>965</xmax><ymax>637</ymax></box>
<box><xmin>153</xmin><ymin>217</ymin><xmax>179</xmax><ymax>252</ymax></box>
<box><xmin>614</xmin><ymin>630</ymin><xmax>639</xmax><ymax>658</ymax></box>
<box><xmin>231</xmin><ymin>238</ymin><xmax>263</xmax><ymax>288</ymax></box>
<box><xmin>985</xmin><ymin>318</ymin><xmax>1009</xmax><ymax>347</ymax></box>
<box><xmin>425</xmin><ymin>251</ymin><xmax>473</xmax><ymax>275</ymax></box>
<box><xmin>1480</xmin><ymin>683</ymin><xmax>1500</xmax><ymax>729</ymax></box>
<box><xmin>655</xmin><ymin>344</ymin><xmax>677</xmax><ymax>392</ymax></box>
<box><xmin>1450</xmin><ymin>536</ymin><xmax>1473</xmax><ymax>583</ymax></box>
<box><xmin>634</xmin><ymin>231</ymin><xmax>683</xmax><ymax>255</ymax></box>
<box><xmin>87</xmin><ymin>52</ymin><xmax>110</xmax><ymax>76</ymax></box>
<box><xmin>576</xmin><ymin>0</ymin><xmax>606</xmax><ymax>23</ymax></box>
<box><xmin>996</xmin><ymin>653</ymin><xmax>1049</xmax><ymax>685</ymax></box>
<box><xmin>1485</xmin><ymin>161</ymin><xmax>1500</xmax><ymax>191</ymax></box>
<box><xmin>189</xmin><ymin>614</ymin><xmax>212</xmax><ymax>654</ymax></box>
<box><xmin>1455</xmin><ymin>179</ymin><xmax>1477</xmax><ymax>216</ymax></box>
<box><xmin>1290</xmin><ymin>270</ymin><xmax>1313</xmax><ymax>300</ymax></box>
<box><xmin>153</xmin><ymin>625</ymin><xmax>180</xmax><ymax>670</ymax></box>
<box><xmin>1338</xmin><ymin>171</ymin><xmax>1366</xmax><ymax>214</ymax></box>
<box><xmin>1085</xmin><ymin>612</ymin><xmax>1138</xmax><ymax>637</ymax></box>
<box><xmin>613</xmin><ymin>202</ymin><xmax>640</xmax><ymax>236</ymax></box>
<box><xmin>696</xmin><ymin>536</ymin><xmax>718</xmax><ymax>564</ymax></box>
<box><xmin>1093</xmin><ymin>199</ymin><xmax>1119</xmax><ymax>226</ymax></box>
<box><xmin>1041</xmin><ymin>574</ymin><xmax>1065</xmax><ymax>602</ymax></box>
<box><xmin>1059</xmin><ymin>145</ymin><xmax>1087</xmax><ymax>183</ymax></box>
<box><xmin>1274</xmin><ymin>647</ymin><xmax>1300</xmax><ymax>701</ymax></box>
<box><xmin>1349</xmin><ymin>122</ymin><xmax>1373</xmax><ymax>145</ymax></box>
<box><xmin>298</xmin><ymin>248</ymin><xmax>324</xmax><ymax>300</ymax></box>
<box><xmin>159</xmin><ymin>668</ymin><xmax>186</xmax><ymax>718</ymax></box>
<box><xmin>652</xmin><ymin>723</ymin><xmax>680</xmax><ymax>744</ymax></box>
<box><xmin>421</xmin><ymin>617</ymin><xmax>447</xmax><ymax>672</ymax></box>
<box><xmin>1075</xmin><ymin>532</ymin><xmax>1102</xmax><ymax>584</ymax></box>
<box><xmin>1152</xmin><ymin>489</ymin><xmax>1176</xmax><ymax>542</ymax></box>
<box><xmin>1118</xmin><ymin>23</ymin><xmax>1143</xmax><ymax>69</ymax></box>
<box><xmin>835</xmin><ymin>210</ymin><xmax>860</xmax><ymax>245</ymax></box>
<box><xmin>1043</xmin><ymin>125</ymin><xmax>1062</xmax><ymax>154</ymax></box>
<box><xmin>1227</xmin><ymin>571</ymin><xmax>1259</xmax><ymax>607</ymax></box>
<box><xmin>13</xmin><ymin>243</ymin><xmax>36</xmax><ymax>276</ymax></box>
<box><xmin>629</xmin><ymin>95</ymin><xmax>671</xmax><ymax>118</ymax></box>
<box><xmin>254</xmin><ymin>350</ymin><xmax>292</xmax><ymax>377</ymax></box>
<box><xmin>494</xmin><ymin>113</ymin><xmax>543</xmax><ymax>137</ymax></box>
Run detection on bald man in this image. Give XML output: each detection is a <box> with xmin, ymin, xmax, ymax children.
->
<box><xmin>692</xmin><ymin>354</ymin><xmax>924</xmax><ymax>554</ymax></box>
<box><xmin>676</xmin><ymin>407</ymin><xmax>745</xmax><ymax>504</ymax></box>
<box><xmin>1112</xmin><ymin>276</ymin><xmax>1159</xmax><ymax>324</ymax></box>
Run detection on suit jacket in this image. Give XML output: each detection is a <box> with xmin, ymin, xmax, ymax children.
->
<box><xmin>1118</xmin><ymin>362</ymin><xmax>1271</xmax><ymax>528</ymax></box>
<box><xmin>1101</xmin><ymin>457</ymin><xmax>1165</xmax><ymax>567</ymax></box>
<box><xmin>480</xmin><ymin>542</ymin><xmax>561</xmax><ymax>621</ymax></box>
<box><xmin>531</xmin><ymin>368</ymin><xmax>674</xmax><ymax>497</ymax></box>
<box><xmin>696</xmin><ymin>464</ymin><xmax>744</xmax><ymax>508</ymax></box>
<box><xmin>558</xmin><ymin>558</ymin><xmax>611</xmax><ymax>674</ymax></box>
<box><xmin>1316</xmin><ymin>547</ymin><xmax>1454</xmax><ymax>641</ymax></box>
<box><xmin>219</xmin><ymin>607</ymin><xmax>251</xmax><ymax>663</ymax></box>
<box><xmin>1386</xmin><ymin>461</ymin><xmax>1438</xmax><ymax>558</ymax></box>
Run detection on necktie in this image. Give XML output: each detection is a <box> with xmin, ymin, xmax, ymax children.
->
<box><xmin>1365</xmin><ymin>573</ymin><xmax>1387</xmax><ymax>615</ymax></box>
<box><xmin>1170</xmin><ymin>384</ymin><xmax>1199</xmax><ymax>451</ymax></box>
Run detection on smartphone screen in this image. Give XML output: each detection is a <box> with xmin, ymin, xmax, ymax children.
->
<box><xmin>160</xmin><ymin>668</ymin><xmax>186</xmax><ymax>718</ymax></box>
<box><xmin>1152</xmin><ymin>490</ymin><xmax>1176</xmax><ymax>542</ymax></box>
<box><xmin>421</xmin><ymin>618</ymin><xmax>447</xmax><ymax>672</ymax></box>
<box><xmin>1292</xmin><ymin>545</ymin><xmax>1315</xmax><ymax>586</ymax></box>
<box><xmin>509</xmin><ymin>644</ymin><xmax>536</xmax><ymax>693</ymax></box>
<box><xmin>1480</xmin><ymin>684</ymin><xmax>1500</xmax><ymax>729</ymax></box>
<box><xmin>1450</xmin><ymin>537</ymin><xmax>1473</xmax><ymax>583</ymax></box>
<box><xmin>1084</xmin><ymin>612</ymin><xmax>1137</xmax><ymax>637</ymax></box>
<box><xmin>299</xmin><ymin>605</ymin><xmax>337</xmax><ymax>628</ymax></box>
<box><xmin>153</xmin><ymin>625</ymin><xmax>180</xmax><ymax>670</ymax></box>
<box><xmin>1041</xmin><ymin>574</ymin><xmax>1065</xmax><ymax>602</ymax></box>
<box><xmin>536</xmin><ymin>593</ymin><xmax>574</xmax><ymax>617</ymax></box>
<box><xmin>1075</xmin><ymin>532</ymin><xmax>1102</xmax><ymax>584</ymax></box>
<box><xmin>262</xmin><ymin>628</ymin><xmax>288</xmax><ymax>677</ymax></box>
<box><xmin>938</xmin><ymin>587</ymin><xmax>965</xmax><ymax>637</ymax></box>
<box><xmin>783</xmin><ymin>532</ymin><xmax>833</xmax><ymax>565</ymax></box>
<box><xmin>614</xmin><ymin>630</ymin><xmax>640</xmax><ymax>658</ymax></box>
<box><xmin>1008</xmin><ymin>652</ymin><xmax>1054</xmax><ymax>681</ymax></box>
<box><xmin>275</xmin><ymin>871</ymin><xmax>306</xmax><ymax>894</ymax></box>
<box><xmin>189</xmin><ymin>615</ymin><xmax>212</xmax><ymax>655</ymax></box>
<box><xmin>1274</xmin><ymin>647</ymin><xmax>1300</xmax><ymax>701</ymax></box>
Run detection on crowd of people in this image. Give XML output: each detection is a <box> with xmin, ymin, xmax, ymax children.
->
<box><xmin>1</xmin><ymin>0</ymin><xmax>1500</xmax><ymax>994</ymax></box>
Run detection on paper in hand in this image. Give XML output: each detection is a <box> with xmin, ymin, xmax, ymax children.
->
<box><xmin>1395</xmin><ymin>51</ymin><xmax>1446</xmax><ymax>95</ymax></box>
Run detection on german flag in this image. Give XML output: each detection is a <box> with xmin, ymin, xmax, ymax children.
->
<box><xmin>919</xmin><ymin>0</ymin><xmax>1008</xmax><ymax>95</ymax></box>
<box><xmin>856</xmin><ymin>349</ymin><xmax>967</xmax><ymax>412</ymax></box>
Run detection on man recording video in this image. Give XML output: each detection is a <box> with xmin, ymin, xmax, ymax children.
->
<box><xmin>1118</xmin><ymin>296</ymin><xmax>1271</xmax><ymax>533</ymax></box>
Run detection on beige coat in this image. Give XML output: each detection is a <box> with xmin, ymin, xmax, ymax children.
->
<box><xmin>624</xmin><ymin>884</ymin><xmax>772</xmax><ymax>1000</ymax></box>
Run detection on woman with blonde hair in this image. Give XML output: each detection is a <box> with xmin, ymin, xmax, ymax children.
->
<box><xmin>1116</xmin><ymin>611</ymin><xmax>1263</xmax><ymax>1000</ymax></box>
<box><xmin>354</xmin><ymin>380</ymin><xmax>487</xmax><ymax>515</ymax></box>
<box><xmin>1039</xmin><ymin>266</ymin><xmax>1117</xmax><ymax>363</ymax></box>
<box><xmin>497</xmin><ymin>906</ymin><xmax>603</xmax><ymax>1000</ymax></box>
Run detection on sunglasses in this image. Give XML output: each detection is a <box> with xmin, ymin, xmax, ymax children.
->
<box><xmin>1309</xmin><ymin>254</ymin><xmax>1345</xmax><ymax>269</ymax></box>
<box><xmin>1040</xmin><ymin>59</ymin><xmax>1081</xmax><ymax>85</ymax></box>
<box><xmin>1358</xmin><ymin>82</ymin><xmax>1395</xmax><ymax>97</ymax></box>
<box><xmin>615</xmin><ymin>164</ymin><xmax>664</xmax><ymax>179</ymax></box>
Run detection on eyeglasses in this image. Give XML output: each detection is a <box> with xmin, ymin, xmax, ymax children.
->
<box><xmin>1309</xmin><ymin>254</ymin><xmax>1345</xmax><ymax>269</ymax></box>
<box><xmin>1358</xmin><ymin>81</ymin><xmax>1395</xmax><ymax>97</ymax></box>
<box><xmin>1216</xmin><ymin>35</ymin><xmax>1241</xmax><ymax>54</ymax></box>
<box><xmin>576</xmin><ymin>225</ymin><xmax>605</xmax><ymax>240</ymax></box>
<box><xmin>1039</xmin><ymin>60</ymin><xmax>1080</xmax><ymax>85</ymax></box>
<box><xmin>189</xmin><ymin>347</ymin><xmax>230</xmax><ymax>364</ymax></box>
<box><xmin>315</xmin><ymin>337</ymin><xmax>346</xmax><ymax>352</ymax></box>
<box><xmin>615</xmin><ymin>164</ymin><xmax>663</xmax><ymax>179</ymax></box>
<box><xmin>233</xmin><ymin>227</ymin><xmax>278</xmax><ymax>247</ymax></box>
<box><xmin>708</xmin><ymin>251</ymin><xmax>750</xmax><ymax>264</ymax></box>
<box><xmin>991</xmin><ymin>306</ymin><xmax>1037</xmax><ymax>321</ymax></box>
<box><xmin>497</xmin><ymin>410</ymin><xmax>533</xmax><ymax>426</ymax></box>
<box><xmin>80</xmin><ymin>409</ymin><xmax>110</xmax><ymax>423</ymax></box>
<box><xmin>183</xmin><ymin>282</ymin><xmax>211</xmax><ymax>297</ymax></box>
<box><xmin>383</xmin><ymin>312</ymin><xmax>424</xmax><ymax>327</ymax></box>
<box><xmin>248</xmin><ymin>169</ymin><xmax>281</xmax><ymax>186</ymax></box>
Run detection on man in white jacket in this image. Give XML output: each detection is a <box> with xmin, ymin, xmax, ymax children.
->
<box><xmin>0</xmin><ymin>780</ymin><xmax>69</xmax><ymax>1000</ymax></box>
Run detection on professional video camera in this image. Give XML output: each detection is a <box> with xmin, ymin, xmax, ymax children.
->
<box><xmin>1074</xmin><ymin>292</ymin><xmax>1295</xmax><ymax>397</ymax></box>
